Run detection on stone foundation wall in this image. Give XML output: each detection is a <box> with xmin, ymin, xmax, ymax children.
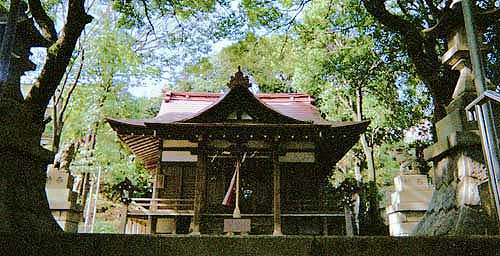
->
<box><xmin>3</xmin><ymin>233</ymin><xmax>500</xmax><ymax>256</ymax></box>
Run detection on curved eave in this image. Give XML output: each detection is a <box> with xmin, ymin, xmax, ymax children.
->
<box><xmin>107</xmin><ymin>118</ymin><xmax>154</xmax><ymax>135</ymax></box>
<box><xmin>107</xmin><ymin>118</ymin><xmax>160</xmax><ymax>171</ymax></box>
<box><xmin>108</xmin><ymin>116</ymin><xmax>369</xmax><ymax>171</ymax></box>
<box><xmin>150</xmin><ymin>121</ymin><xmax>370</xmax><ymax>162</ymax></box>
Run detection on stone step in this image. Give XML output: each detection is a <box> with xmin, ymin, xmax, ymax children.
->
<box><xmin>387</xmin><ymin>212</ymin><xmax>425</xmax><ymax>225</ymax></box>
<box><xmin>386</xmin><ymin>202</ymin><xmax>429</xmax><ymax>213</ymax></box>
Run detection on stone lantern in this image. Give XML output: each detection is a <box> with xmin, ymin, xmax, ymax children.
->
<box><xmin>415</xmin><ymin>1</ymin><xmax>498</xmax><ymax>235</ymax></box>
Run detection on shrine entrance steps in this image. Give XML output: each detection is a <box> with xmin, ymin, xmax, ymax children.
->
<box><xmin>2</xmin><ymin>232</ymin><xmax>500</xmax><ymax>255</ymax></box>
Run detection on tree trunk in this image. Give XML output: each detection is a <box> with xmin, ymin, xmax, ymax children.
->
<box><xmin>0</xmin><ymin>0</ymin><xmax>91</xmax><ymax>232</ymax></box>
<box><xmin>355</xmin><ymin>86</ymin><xmax>376</xmax><ymax>182</ymax></box>
<box><xmin>354</xmin><ymin>86</ymin><xmax>386</xmax><ymax>235</ymax></box>
<box><xmin>0</xmin><ymin>0</ymin><xmax>21</xmax><ymax>86</ymax></box>
<box><xmin>0</xmin><ymin>99</ymin><xmax>61</xmax><ymax>233</ymax></box>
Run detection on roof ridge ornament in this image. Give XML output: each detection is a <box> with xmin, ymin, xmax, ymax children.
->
<box><xmin>227</xmin><ymin>66</ymin><xmax>251</xmax><ymax>89</ymax></box>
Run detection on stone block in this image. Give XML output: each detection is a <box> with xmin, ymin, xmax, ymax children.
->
<box><xmin>55</xmin><ymin>220</ymin><xmax>79</xmax><ymax>233</ymax></box>
<box><xmin>223</xmin><ymin>219</ymin><xmax>251</xmax><ymax>234</ymax></box>
<box><xmin>387</xmin><ymin>212</ymin><xmax>406</xmax><ymax>225</ymax></box>
<box><xmin>424</xmin><ymin>141</ymin><xmax>449</xmax><ymax>161</ymax></box>
<box><xmin>389</xmin><ymin>222</ymin><xmax>419</xmax><ymax>236</ymax></box>
<box><xmin>433</xmin><ymin>157</ymin><xmax>455</xmax><ymax>187</ymax></box>
<box><xmin>46</xmin><ymin>188</ymin><xmax>76</xmax><ymax>203</ymax></box>
<box><xmin>442</xmin><ymin>27</ymin><xmax>468</xmax><ymax>66</ymax></box>
<box><xmin>450</xmin><ymin>60</ymin><xmax>474</xmax><ymax>98</ymax></box>
<box><xmin>391</xmin><ymin>190</ymin><xmax>433</xmax><ymax>205</ymax></box>
<box><xmin>46</xmin><ymin>171</ymin><xmax>73</xmax><ymax>189</ymax></box>
<box><xmin>156</xmin><ymin>218</ymin><xmax>176</xmax><ymax>234</ymax></box>
<box><xmin>435</xmin><ymin>110</ymin><xmax>465</xmax><ymax>143</ymax></box>
<box><xmin>51</xmin><ymin>210</ymin><xmax>82</xmax><ymax>222</ymax></box>
<box><xmin>48</xmin><ymin>201</ymin><xmax>73</xmax><ymax>210</ymax></box>
<box><xmin>457</xmin><ymin>153</ymin><xmax>488</xmax><ymax>181</ymax></box>
<box><xmin>394</xmin><ymin>175</ymin><xmax>430</xmax><ymax>192</ymax></box>
<box><xmin>457</xmin><ymin>176</ymin><xmax>481</xmax><ymax>206</ymax></box>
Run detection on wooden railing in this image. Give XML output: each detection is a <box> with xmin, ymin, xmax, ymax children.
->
<box><xmin>130</xmin><ymin>198</ymin><xmax>194</xmax><ymax>212</ymax></box>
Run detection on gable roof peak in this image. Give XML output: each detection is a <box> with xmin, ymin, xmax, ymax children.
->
<box><xmin>227</xmin><ymin>66</ymin><xmax>251</xmax><ymax>89</ymax></box>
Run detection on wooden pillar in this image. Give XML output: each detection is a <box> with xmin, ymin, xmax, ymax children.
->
<box><xmin>149</xmin><ymin>162</ymin><xmax>160</xmax><ymax>234</ymax></box>
<box><xmin>148</xmin><ymin>216</ymin><xmax>157</xmax><ymax>235</ymax></box>
<box><xmin>151</xmin><ymin>164</ymin><xmax>159</xmax><ymax>211</ymax></box>
<box><xmin>317</xmin><ymin>142</ymin><xmax>330</xmax><ymax>236</ymax></box>
<box><xmin>319</xmin><ymin>176</ymin><xmax>328</xmax><ymax>236</ymax></box>
<box><xmin>318</xmin><ymin>158</ymin><xmax>329</xmax><ymax>236</ymax></box>
<box><xmin>272</xmin><ymin>148</ymin><xmax>283</xmax><ymax>236</ymax></box>
<box><xmin>191</xmin><ymin>144</ymin><xmax>207</xmax><ymax>235</ymax></box>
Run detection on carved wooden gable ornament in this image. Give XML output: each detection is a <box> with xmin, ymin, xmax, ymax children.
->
<box><xmin>180</xmin><ymin>67</ymin><xmax>305</xmax><ymax>124</ymax></box>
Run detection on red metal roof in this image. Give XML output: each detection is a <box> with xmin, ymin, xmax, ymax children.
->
<box><xmin>156</xmin><ymin>91</ymin><xmax>328</xmax><ymax>124</ymax></box>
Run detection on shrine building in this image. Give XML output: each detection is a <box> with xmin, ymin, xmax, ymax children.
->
<box><xmin>107</xmin><ymin>68</ymin><xmax>369</xmax><ymax>235</ymax></box>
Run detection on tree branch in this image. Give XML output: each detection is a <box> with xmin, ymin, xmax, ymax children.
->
<box><xmin>59</xmin><ymin>48</ymin><xmax>85</xmax><ymax>124</ymax></box>
<box><xmin>424</xmin><ymin>0</ymin><xmax>440</xmax><ymax>19</ymax></box>
<box><xmin>362</xmin><ymin>0</ymin><xmax>456</xmax><ymax>120</ymax></box>
<box><xmin>140</xmin><ymin>0</ymin><xmax>156</xmax><ymax>35</ymax></box>
<box><xmin>28</xmin><ymin>0</ymin><xmax>58</xmax><ymax>42</ymax></box>
<box><xmin>23</xmin><ymin>0</ymin><xmax>92</xmax><ymax>134</ymax></box>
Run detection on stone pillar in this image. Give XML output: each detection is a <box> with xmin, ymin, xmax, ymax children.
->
<box><xmin>272</xmin><ymin>149</ymin><xmax>283</xmax><ymax>236</ymax></box>
<box><xmin>415</xmin><ymin>5</ymin><xmax>498</xmax><ymax>235</ymax></box>
<box><xmin>190</xmin><ymin>145</ymin><xmax>206</xmax><ymax>235</ymax></box>
<box><xmin>118</xmin><ymin>205</ymin><xmax>128</xmax><ymax>234</ymax></box>
<box><xmin>45</xmin><ymin>167</ymin><xmax>81</xmax><ymax>232</ymax></box>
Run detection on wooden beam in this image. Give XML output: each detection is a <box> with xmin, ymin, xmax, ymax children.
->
<box><xmin>122</xmin><ymin>135</ymin><xmax>151</xmax><ymax>145</ymax></box>
<box><xmin>134</xmin><ymin>147</ymin><xmax>159</xmax><ymax>157</ymax></box>
<box><xmin>130</xmin><ymin>140</ymin><xmax>159</xmax><ymax>152</ymax></box>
